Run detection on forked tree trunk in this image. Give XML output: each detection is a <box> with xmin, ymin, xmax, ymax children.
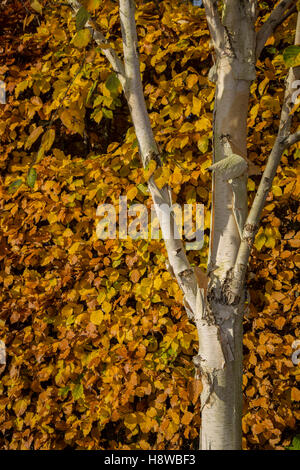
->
<box><xmin>68</xmin><ymin>0</ymin><xmax>300</xmax><ymax>451</ymax></box>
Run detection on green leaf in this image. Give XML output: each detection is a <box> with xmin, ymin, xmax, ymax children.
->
<box><xmin>71</xmin><ymin>29</ymin><xmax>91</xmax><ymax>49</ymax></box>
<box><xmin>72</xmin><ymin>383</ymin><xmax>84</xmax><ymax>400</ymax></box>
<box><xmin>283</xmin><ymin>46</ymin><xmax>300</xmax><ymax>67</ymax></box>
<box><xmin>86</xmin><ymin>80</ymin><xmax>98</xmax><ymax>104</ymax></box>
<box><xmin>76</xmin><ymin>6</ymin><xmax>90</xmax><ymax>31</ymax></box>
<box><xmin>254</xmin><ymin>232</ymin><xmax>266</xmax><ymax>251</ymax></box>
<box><xmin>36</xmin><ymin>147</ymin><xmax>45</xmax><ymax>163</ymax></box>
<box><xmin>8</xmin><ymin>179</ymin><xmax>23</xmax><ymax>194</ymax></box>
<box><xmin>27</xmin><ymin>168</ymin><xmax>37</xmax><ymax>188</ymax></box>
<box><xmin>93</xmin><ymin>95</ymin><xmax>102</xmax><ymax>108</ymax></box>
<box><xmin>30</xmin><ymin>0</ymin><xmax>42</xmax><ymax>14</ymax></box>
<box><xmin>286</xmin><ymin>434</ymin><xmax>300</xmax><ymax>450</ymax></box>
<box><xmin>137</xmin><ymin>183</ymin><xmax>149</xmax><ymax>195</ymax></box>
<box><xmin>291</xmin><ymin>435</ymin><xmax>300</xmax><ymax>450</ymax></box>
<box><xmin>131</xmin><ymin>138</ymin><xmax>138</xmax><ymax>149</ymax></box>
<box><xmin>102</xmin><ymin>108</ymin><xmax>113</xmax><ymax>119</ymax></box>
<box><xmin>58</xmin><ymin>386</ymin><xmax>70</xmax><ymax>398</ymax></box>
<box><xmin>105</xmin><ymin>73</ymin><xmax>120</xmax><ymax>94</ymax></box>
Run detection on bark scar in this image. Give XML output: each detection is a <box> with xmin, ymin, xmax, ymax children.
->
<box><xmin>193</xmin><ymin>357</ymin><xmax>217</xmax><ymax>411</ymax></box>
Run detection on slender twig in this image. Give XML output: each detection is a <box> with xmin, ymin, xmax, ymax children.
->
<box><xmin>20</xmin><ymin>0</ymin><xmax>41</xmax><ymax>26</ymax></box>
<box><xmin>256</xmin><ymin>0</ymin><xmax>297</xmax><ymax>59</ymax></box>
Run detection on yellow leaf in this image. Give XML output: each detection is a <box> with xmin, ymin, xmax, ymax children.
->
<box><xmin>192</xmin><ymin>96</ymin><xmax>201</xmax><ymax>115</ymax></box>
<box><xmin>169</xmin><ymin>166</ymin><xmax>183</xmax><ymax>186</ymax></box>
<box><xmin>143</xmin><ymin>160</ymin><xmax>157</xmax><ymax>181</ymax></box>
<box><xmin>15</xmin><ymin>80</ymin><xmax>30</xmax><ymax>98</ymax></box>
<box><xmin>102</xmin><ymin>301</ymin><xmax>111</xmax><ymax>314</ymax></box>
<box><xmin>62</xmin><ymin>305</ymin><xmax>73</xmax><ymax>316</ymax></box>
<box><xmin>258</xmin><ymin>77</ymin><xmax>269</xmax><ymax>96</ymax></box>
<box><xmin>247</xmin><ymin>178</ymin><xmax>256</xmax><ymax>191</ymax></box>
<box><xmin>272</xmin><ymin>185</ymin><xmax>282</xmax><ymax>197</ymax></box>
<box><xmin>169</xmin><ymin>103</ymin><xmax>183</xmax><ymax>120</ymax></box>
<box><xmin>30</xmin><ymin>0</ymin><xmax>42</xmax><ymax>14</ymax></box>
<box><xmin>124</xmin><ymin>413</ymin><xmax>138</xmax><ymax>431</ymax></box>
<box><xmin>97</xmin><ymin>290</ymin><xmax>106</xmax><ymax>304</ymax></box>
<box><xmin>60</xmin><ymin>108</ymin><xmax>84</xmax><ymax>135</ymax></box>
<box><xmin>194</xmin><ymin>116</ymin><xmax>211</xmax><ymax>131</ymax></box>
<box><xmin>69</xmin><ymin>242</ymin><xmax>81</xmax><ymax>254</ymax></box>
<box><xmin>186</xmin><ymin>74</ymin><xmax>198</xmax><ymax>89</ymax></box>
<box><xmin>53</xmin><ymin>28</ymin><xmax>67</xmax><ymax>42</ymax></box>
<box><xmin>181</xmin><ymin>411</ymin><xmax>193</xmax><ymax>425</ymax></box>
<box><xmin>71</xmin><ymin>29</ymin><xmax>91</xmax><ymax>49</ymax></box>
<box><xmin>25</xmin><ymin>126</ymin><xmax>43</xmax><ymax>150</ymax></box>
<box><xmin>156</xmin><ymin>63</ymin><xmax>167</xmax><ymax>73</ymax></box>
<box><xmin>127</xmin><ymin>186</ymin><xmax>138</xmax><ymax>201</ymax></box>
<box><xmin>14</xmin><ymin>399</ymin><xmax>28</xmax><ymax>417</ymax></box>
<box><xmin>154</xmin><ymin>167</ymin><xmax>171</xmax><ymax>189</ymax></box>
<box><xmin>63</xmin><ymin>228</ymin><xmax>73</xmax><ymax>237</ymax></box>
<box><xmin>291</xmin><ymin>387</ymin><xmax>300</xmax><ymax>401</ymax></box>
<box><xmin>41</xmin><ymin>128</ymin><xmax>55</xmax><ymax>152</ymax></box>
<box><xmin>197</xmin><ymin>135</ymin><xmax>209</xmax><ymax>153</ymax></box>
<box><xmin>90</xmin><ymin>310</ymin><xmax>103</xmax><ymax>325</ymax></box>
<box><xmin>179</xmin><ymin>122</ymin><xmax>194</xmax><ymax>133</ymax></box>
<box><xmin>146</xmin><ymin>407</ymin><xmax>157</xmax><ymax>418</ymax></box>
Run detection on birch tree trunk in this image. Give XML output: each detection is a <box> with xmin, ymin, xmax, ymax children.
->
<box><xmin>200</xmin><ymin>0</ymin><xmax>300</xmax><ymax>449</ymax></box>
<box><xmin>198</xmin><ymin>1</ymin><xmax>257</xmax><ymax>449</ymax></box>
<box><xmin>199</xmin><ymin>76</ymin><xmax>250</xmax><ymax>449</ymax></box>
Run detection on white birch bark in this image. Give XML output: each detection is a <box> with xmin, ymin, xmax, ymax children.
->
<box><xmin>199</xmin><ymin>0</ymin><xmax>257</xmax><ymax>450</ymax></box>
<box><xmin>230</xmin><ymin>11</ymin><xmax>300</xmax><ymax>302</ymax></box>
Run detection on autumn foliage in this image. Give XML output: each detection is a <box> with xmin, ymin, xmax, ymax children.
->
<box><xmin>0</xmin><ymin>0</ymin><xmax>299</xmax><ymax>450</ymax></box>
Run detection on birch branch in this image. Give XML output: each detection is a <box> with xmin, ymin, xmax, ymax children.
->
<box><xmin>256</xmin><ymin>0</ymin><xmax>297</xmax><ymax>59</ymax></box>
<box><xmin>202</xmin><ymin>0</ymin><xmax>225</xmax><ymax>53</ymax></box>
<box><xmin>66</xmin><ymin>0</ymin><xmax>203</xmax><ymax>320</ymax></box>
<box><xmin>229</xmin><ymin>11</ymin><xmax>300</xmax><ymax>304</ymax></box>
<box><xmin>283</xmin><ymin>130</ymin><xmax>300</xmax><ymax>147</ymax></box>
<box><xmin>118</xmin><ymin>0</ymin><xmax>203</xmax><ymax>320</ymax></box>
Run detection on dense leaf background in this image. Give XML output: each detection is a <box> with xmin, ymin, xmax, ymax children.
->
<box><xmin>0</xmin><ymin>0</ymin><xmax>299</xmax><ymax>450</ymax></box>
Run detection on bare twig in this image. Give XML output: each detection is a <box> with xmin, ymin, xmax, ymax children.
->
<box><xmin>282</xmin><ymin>130</ymin><xmax>300</xmax><ymax>148</ymax></box>
<box><xmin>256</xmin><ymin>0</ymin><xmax>297</xmax><ymax>59</ymax></box>
<box><xmin>20</xmin><ymin>0</ymin><xmax>41</xmax><ymax>26</ymax></box>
